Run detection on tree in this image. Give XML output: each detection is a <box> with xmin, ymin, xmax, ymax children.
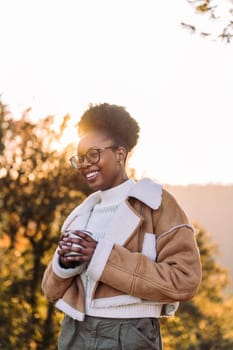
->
<box><xmin>183</xmin><ymin>0</ymin><xmax>233</xmax><ymax>43</ymax></box>
<box><xmin>161</xmin><ymin>225</ymin><xmax>233</xmax><ymax>349</ymax></box>
<box><xmin>0</xmin><ymin>101</ymin><xmax>90</xmax><ymax>349</ymax></box>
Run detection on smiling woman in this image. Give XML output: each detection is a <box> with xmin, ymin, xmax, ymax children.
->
<box><xmin>41</xmin><ymin>102</ymin><xmax>202</xmax><ymax>350</ymax></box>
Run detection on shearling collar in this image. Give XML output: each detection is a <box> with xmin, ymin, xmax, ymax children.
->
<box><xmin>61</xmin><ymin>178</ymin><xmax>163</xmax><ymax>257</ymax></box>
<box><xmin>128</xmin><ymin>177</ymin><xmax>162</xmax><ymax>210</ymax></box>
<box><xmin>75</xmin><ymin>177</ymin><xmax>162</xmax><ymax>215</ymax></box>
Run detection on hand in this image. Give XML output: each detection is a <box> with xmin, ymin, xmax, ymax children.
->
<box><xmin>58</xmin><ymin>230</ymin><xmax>97</xmax><ymax>268</ymax></box>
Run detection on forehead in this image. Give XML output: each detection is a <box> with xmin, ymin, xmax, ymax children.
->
<box><xmin>77</xmin><ymin>131</ymin><xmax>112</xmax><ymax>152</ymax></box>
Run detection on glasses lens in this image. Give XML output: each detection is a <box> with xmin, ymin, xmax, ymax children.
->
<box><xmin>70</xmin><ymin>155</ymin><xmax>80</xmax><ymax>169</ymax></box>
<box><xmin>86</xmin><ymin>149</ymin><xmax>100</xmax><ymax>164</ymax></box>
<box><xmin>70</xmin><ymin>149</ymin><xmax>100</xmax><ymax>169</ymax></box>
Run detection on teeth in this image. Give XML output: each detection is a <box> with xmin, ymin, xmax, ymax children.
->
<box><xmin>86</xmin><ymin>171</ymin><xmax>98</xmax><ymax>179</ymax></box>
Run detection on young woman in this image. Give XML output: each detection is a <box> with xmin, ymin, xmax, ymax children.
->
<box><xmin>42</xmin><ymin>103</ymin><xmax>202</xmax><ymax>350</ymax></box>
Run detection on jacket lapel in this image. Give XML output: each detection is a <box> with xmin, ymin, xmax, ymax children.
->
<box><xmin>61</xmin><ymin>191</ymin><xmax>101</xmax><ymax>231</ymax></box>
<box><xmin>104</xmin><ymin>201</ymin><xmax>143</xmax><ymax>245</ymax></box>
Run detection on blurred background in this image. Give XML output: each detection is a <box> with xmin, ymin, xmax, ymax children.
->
<box><xmin>1</xmin><ymin>1</ymin><xmax>233</xmax><ymax>349</ymax></box>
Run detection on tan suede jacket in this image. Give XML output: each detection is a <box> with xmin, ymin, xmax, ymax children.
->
<box><xmin>42</xmin><ymin>178</ymin><xmax>202</xmax><ymax>320</ymax></box>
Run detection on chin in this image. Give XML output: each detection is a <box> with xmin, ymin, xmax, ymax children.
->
<box><xmin>89</xmin><ymin>181</ymin><xmax>111</xmax><ymax>191</ymax></box>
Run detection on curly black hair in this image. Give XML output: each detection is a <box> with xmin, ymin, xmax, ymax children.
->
<box><xmin>77</xmin><ymin>103</ymin><xmax>140</xmax><ymax>152</ymax></box>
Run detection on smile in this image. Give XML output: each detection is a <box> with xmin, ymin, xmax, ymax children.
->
<box><xmin>85</xmin><ymin>171</ymin><xmax>99</xmax><ymax>180</ymax></box>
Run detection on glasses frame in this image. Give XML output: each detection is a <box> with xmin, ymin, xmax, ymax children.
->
<box><xmin>69</xmin><ymin>146</ymin><xmax>118</xmax><ymax>169</ymax></box>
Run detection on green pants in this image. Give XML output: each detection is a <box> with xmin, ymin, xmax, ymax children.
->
<box><xmin>58</xmin><ymin>315</ymin><xmax>162</xmax><ymax>350</ymax></box>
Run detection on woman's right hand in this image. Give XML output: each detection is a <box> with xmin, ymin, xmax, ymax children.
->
<box><xmin>57</xmin><ymin>230</ymin><xmax>97</xmax><ymax>268</ymax></box>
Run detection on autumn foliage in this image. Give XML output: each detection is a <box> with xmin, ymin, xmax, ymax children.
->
<box><xmin>0</xmin><ymin>101</ymin><xmax>233</xmax><ymax>349</ymax></box>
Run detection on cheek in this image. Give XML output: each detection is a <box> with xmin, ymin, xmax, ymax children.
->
<box><xmin>101</xmin><ymin>158</ymin><xmax>118</xmax><ymax>173</ymax></box>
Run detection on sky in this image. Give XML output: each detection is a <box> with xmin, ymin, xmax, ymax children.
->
<box><xmin>0</xmin><ymin>0</ymin><xmax>233</xmax><ymax>185</ymax></box>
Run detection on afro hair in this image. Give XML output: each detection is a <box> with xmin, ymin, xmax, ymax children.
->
<box><xmin>77</xmin><ymin>103</ymin><xmax>140</xmax><ymax>152</ymax></box>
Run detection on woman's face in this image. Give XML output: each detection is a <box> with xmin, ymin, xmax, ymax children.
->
<box><xmin>77</xmin><ymin>131</ymin><xmax>128</xmax><ymax>191</ymax></box>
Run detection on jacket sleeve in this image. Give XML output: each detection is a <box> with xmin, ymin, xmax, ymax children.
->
<box><xmin>41</xmin><ymin>207</ymin><xmax>87</xmax><ymax>303</ymax></box>
<box><xmin>87</xmin><ymin>190</ymin><xmax>202</xmax><ymax>303</ymax></box>
<box><xmin>41</xmin><ymin>252</ymin><xmax>86</xmax><ymax>302</ymax></box>
<box><xmin>41</xmin><ymin>262</ymin><xmax>74</xmax><ymax>302</ymax></box>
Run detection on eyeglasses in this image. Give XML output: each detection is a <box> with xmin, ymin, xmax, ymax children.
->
<box><xmin>69</xmin><ymin>146</ymin><xmax>118</xmax><ymax>169</ymax></box>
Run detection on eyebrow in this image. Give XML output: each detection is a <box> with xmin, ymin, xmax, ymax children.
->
<box><xmin>77</xmin><ymin>147</ymin><xmax>100</xmax><ymax>154</ymax></box>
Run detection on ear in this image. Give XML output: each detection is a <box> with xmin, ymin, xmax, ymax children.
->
<box><xmin>116</xmin><ymin>146</ymin><xmax>127</xmax><ymax>162</ymax></box>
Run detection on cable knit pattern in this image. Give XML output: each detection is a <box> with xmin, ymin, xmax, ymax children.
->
<box><xmin>86</xmin><ymin>204</ymin><xmax>120</xmax><ymax>241</ymax></box>
<box><xmin>82</xmin><ymin>180</ymin><xmax>135</xmax><ymax>314</ymax></box>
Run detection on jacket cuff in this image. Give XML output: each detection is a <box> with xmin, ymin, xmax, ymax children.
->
<box><xmin>86</xmin><ymin>239</ymin><xmax>114</xmax><ymax>281</ymax></box>
<box><xmin>52</xmin><ymin>249</ymin><xmax>86</xmax><ymax>279</ymax></box>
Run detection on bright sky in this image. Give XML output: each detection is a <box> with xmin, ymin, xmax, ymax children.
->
<box><xmin>1</xmin><ymin>0</ymin><xmax>233</xmax><ymax>185</ymax></box>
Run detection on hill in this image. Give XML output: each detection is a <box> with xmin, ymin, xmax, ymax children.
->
<box><xmin>164</xmin><ymin>184</ymin><xmax>233</xmax><ymax>290</ymax></box>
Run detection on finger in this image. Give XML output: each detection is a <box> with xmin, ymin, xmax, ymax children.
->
<box><xmin>58</xmin><ymin>247</ymin><xmax>72</xmax><ymax>257</ymax></box>
<box><xmin>58</xmin><ymin>240</ymin><xmax>72</xmax><ymax>249</ymax></box>
<box><xmin>78</xmin><ymin>245</ymin><xmax>97</xmax><ymax>258</ymax></box>
<box><xmin>75</xmin><ymin>231</ymin><xmax>96</xmax><ymax>243</ymax></box>
<box><xmin>60</xmin><ymin>231</ymin><xmax>69</xmax><ymax>240</ymax></box>
<box><xmin>58</xmin><ymin>238</ymin><xmax>74</xmax><ymax>256</ymax></box>
<box><xmin>66</xmin><ymin>235</ymin><xmax>94</xmax><ymax>248</ymax></box>
<box><xmin>65</xmin><ymin>253</ymin><xmax>91</xmax><ymax>263</ymax></box>
<box><xmin>71</xmin><ymin>239</ymin><xmax>97</xmax><ymax>251</ymax></box>
<box><xmin>60</xmin><ymin>254</ymin><xmax>84</xmax><ymax>266</ymax></box>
